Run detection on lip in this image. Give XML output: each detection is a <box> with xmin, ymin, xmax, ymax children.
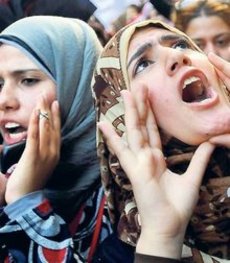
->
<box><xmin>179</xmin><ymin>69</ymin><xmax>219</xmax><ymax>110</ymax></box>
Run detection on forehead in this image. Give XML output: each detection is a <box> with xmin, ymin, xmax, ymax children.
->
<box><xmin>129</xmin><ymin>27</ymin><xmax>169</xmax><ymax>48</ymax></box>
<box><xmin>0</xmin><ymin>44</ymin><xmax>38</xmax><ymax>68</ymax></box>
<box><xmin>128</xmin><ymin>27</ymin><xmax>178</xmax><ymax>59</ymax></box>
<box><xmin>186</xmin><ymin>15</ymin><xmax>230</xmax><ymax>38</ymax></box>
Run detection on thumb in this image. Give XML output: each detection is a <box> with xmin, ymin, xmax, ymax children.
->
<box><xmin>186</xmin><ymin>142</ymin><xmax>215</xmax><ymax>187</ymax></box>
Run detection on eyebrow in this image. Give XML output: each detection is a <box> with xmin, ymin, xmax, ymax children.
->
<box><xmin>11</xmin><ymin>69</ymin><xmax>41</xmax><ymax>74</ymax></box>
<box><xmin>214</xmin><ymin>32</ymin><xmax>230</xmax><ymax>38</ymax></box>
<box><xmin>127</xmin><ymin>33</ymin><xmax>186</xmax><ymax>69</ymax></box>
<box><xmin>160</xmin><ymin>34</ymin><xmax>185</xmax><ymax>43</ymax></box>
<box><xmin>0</xmin><ymin>68</ymin><xmax>42</xmax><ymax>78</ymax></box>
<box><xmin>127</xmin><ymin>42</ymin><xmax>153</xmax><ymax>69</ymax></box>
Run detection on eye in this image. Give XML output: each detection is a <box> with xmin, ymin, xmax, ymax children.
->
<box><xmin>21</xmin><ymin>78</ymin><xmax>39</xmax><ymax>86</ymax></box>
<box><xmin>133</xmin><ymin>58</ymin><xmax>154</xmax><ymax>76</ymax></box>
<box><xmin>215</xmin><ymin>35</ymin><xmax>230</xmax><ymax>48</ymax></box>
<box><xmin>193</xmin><ymin>40</ymin><xmax>205</xmax><ymax>51</ymax></box>
<box><xmin>172</xmin><ymin>39</ymin><xmax>192</xmax><ymax>50</ymax></box>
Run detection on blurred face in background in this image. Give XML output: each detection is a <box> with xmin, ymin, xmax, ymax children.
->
<box><xmin>185</xmin><ymin>15</ymin><xmax>230</xmax><ymax>62</ymax></box>
<box><xmin>172</xmin><ymin>1</ymin><xmax>230</xmax><ymax>62</ymax></box>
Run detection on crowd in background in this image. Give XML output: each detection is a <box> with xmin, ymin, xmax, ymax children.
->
<box><xmin>0</xmin><ymin>0</ymin><xmax>181</xmax><ymax>46</ymax></box>
<box><xmin>1</xmin><ymin>0</ymin><xmax>228</xmax><ymax>55</ymax></box>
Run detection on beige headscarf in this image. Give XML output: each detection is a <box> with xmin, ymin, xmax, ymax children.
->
<box><xmin>93</xmin><ymin>19</ymin><xmax>230</xmax><ymax>262</ymax></box>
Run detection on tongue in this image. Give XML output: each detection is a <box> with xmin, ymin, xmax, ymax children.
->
<box><xmin>182</xmin><ymin>81</ymin><xmax>206</xmax><ymax>103</ymax></box>
<box><xmin>5</xmin><ymin>131</ymin><xmax>27</xmax><ymax>145</ymax></box>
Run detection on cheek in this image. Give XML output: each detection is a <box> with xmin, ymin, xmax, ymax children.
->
<box><xmin>148</xmin><ymin>89</ymin><xmax>176</xmax><ymax>126</ymax></box>
<box><xmin>45</xmin><ymin>87</ymin><xmax>56</xmax><ymax>105</ymax></box>
<box><xmin>39</xmin><ymin>81</ymin><xmax>56</xmax><ymax>105</ymax></box>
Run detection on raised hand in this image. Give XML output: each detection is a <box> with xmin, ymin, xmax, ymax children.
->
<box><xmin>98</xmin><ymin>87</ymin><xmax>215</xmax><ymax>259</ymax></box>
<box><xmin>5</xmin><ymin>96</ymin><xmax>61</xmax><ymax>204</ymax></box>
<box><xmin>0</xmin><ymin>143</ymin><xmax>7</xmax><ymax>205</ymax></box>
<box><xmin>0</xmin><ymin>173</ymin><xmax>7</xmax><ymax>206</ymax></box>
<box><xmin>208</xmin><ymin>52</ymin><xmax>230</xmax><ymax>148</ymax></box>
<box><xmin>208</xmin><ymin>52</ymin><xmax>230</xmax><ymax>91</ymax></box>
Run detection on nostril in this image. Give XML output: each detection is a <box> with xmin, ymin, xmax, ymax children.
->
<box><xmin>183</xmin><ymin>58</ymin><xmax>190</xmax><ymax>65</ymax></box>
<box><xmin>171</xmin><ymin>62</ymin><xmax>178</xmax><ymax>71</ymax></box>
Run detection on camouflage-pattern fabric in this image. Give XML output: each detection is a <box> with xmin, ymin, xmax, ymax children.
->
<box><xmin>92</xmin><ymin>19</ymin><xmax>230</xmax><ymax>262</ymax></box>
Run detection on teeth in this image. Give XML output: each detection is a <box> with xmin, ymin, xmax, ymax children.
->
<box><xmin>5</xmin><ymin>122</ymin><xmax>20</xmax><ymax>129</ymax></box>
<box><xmin>183</xmin><ymin>76</ymin><xmax>201</xmax><ymax>89</ymax></box>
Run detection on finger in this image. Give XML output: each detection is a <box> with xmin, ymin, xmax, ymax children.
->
<box><xmin>37</xmin><ymin>95</ymin><xmax>52</xmax><ymax>151</ymax></box>
<box><xmin>98</xmin><ymin>121</ymin><xmax>136</xmax><ymax>179</ymax></box>
<box><xmin>38</xmin><ymin>95</ymin><xmax>53</xmax><ymax>125</ymax></box>
<box><xmin>185</xmin><ymin>142</ymin><xmax>215</xmax><ymax>187</ymax></box>
<box><xmin>209</xmin><ymin>134</ymin><xmax>230</xmax><ymax>147</ymax></box>
<box><xmin>133</xmin><ymin>86</ymin><xmax>149</xmax><ymax>146</ymax></box>
<box><xmin>50</xmin><ymin>100</ymin><xmax>61</xmax><ymax>158</ymax></box>
<box><xmin>0</xmin><ymin>144</ymin><xmax>3</xmax><ymax>153</ymax></box>
<box><xmin>122</xmin><ymin>90</ymin><xmax>146</xmax><ymax>152</ymax></box>
<box><xmin>146</xmin><ymin>98</ymin><xmax>162</xmax><ymax>150</ymax></box>
<box><xmin>208</xmin><ymin>52</ymin><xmax>230</xmax><ymax>76</ymax></box>
<box><xmin>51</xmin><ymin>100</ymin><xmax>61</xmax><ymax>139</ymax></box>
<box><xmin>150</xmin><ymin>148</ymin><xmax>166</xmax><ymax>177</ymax></box>
<box><xmin>208</xmin><ymin>53</ymin><xmax>230</xmax><ymax>93</ymax></box>
<box><xmin>208</xmin><ymin>52</ymin><xmax>230</xmax><ymax>86</ymax></box>
<box><xmin>214</xmin><ymin>68</ymin><xmax>230</xmax><ymax>90</ymax></box>
<box><xmin>24</xmin><ymin>108</ymin><xmax>39</xmax><ymax>155</ymax></box>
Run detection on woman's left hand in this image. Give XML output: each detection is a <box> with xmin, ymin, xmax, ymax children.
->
<box><xmin>208</xmin><ymin>52</ymin><xmax>230</xmax><ymax>89</ymax></box>
<box><xmin>208</xmin><ymin>52</ymin><xmax>230</xmax><ymax>148</ymax></box>
<box><xmin>5</xmin><ymin>96</ymin><xmax>61</xmax><ymax>204</ymax></box>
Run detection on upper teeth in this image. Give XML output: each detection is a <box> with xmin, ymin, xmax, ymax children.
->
<box><xmin>5</xmin><ymin>122</ymin><xmax>20</xmax><ymax>129</ymax></box>
<box><xmin>183</xmin><ymin>76</ymin><xmax>201</xmax><ymax>89</ymax></box>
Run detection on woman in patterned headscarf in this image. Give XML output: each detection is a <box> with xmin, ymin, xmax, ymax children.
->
<box><xmin>0</xmin><ymin>16</ymin><xmax>112</xmax><ymax>262</ymax></box>
<box><xmin>93</xmin><ymin>19</ymin><xmax>230</xmax><ymax>262</ymax></box>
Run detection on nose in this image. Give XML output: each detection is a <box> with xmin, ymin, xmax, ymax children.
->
<box><xmin>166</xmin><ymin>50</ymin><xmax>192</xmax><ymax>76</ymax></box>
<box><xmin>0</xmin><ymin>83</ymin><xmax>19</xmax><ymax>112</ymax></box>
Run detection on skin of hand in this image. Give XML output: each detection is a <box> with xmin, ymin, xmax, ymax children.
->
<box><xmin>0</xmin><ymin>144</ymin><xmax>7</xmax><ymax>205</ymax></box>
<box><xmin>5</xmin><ymin>96</ymin><xmax>61</xmax><ymax>204</ymax></box>
<box><xmin>208</xmin><ymin>52</ymin><xmax>230</xmax><ymax>147</ymax></box>
<box><xmin>0</xmin><ymin>172</ymin><xmax>7</xmax><ymax>206</ymax></box>
<box><xmin>98</xmin><ymin>86</ymin><xmax>215</xmax><ymax>259</ymax></box>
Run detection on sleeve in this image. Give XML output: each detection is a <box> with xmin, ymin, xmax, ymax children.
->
<box><xmin>0</xmin><ymin>191</ymin><xmax>76</xmax><ymax>262</ymax></box>
<box><xmin>135</xmin><ymin>253</ymin><xmax>181</xmax><ymax>263</ymax></box>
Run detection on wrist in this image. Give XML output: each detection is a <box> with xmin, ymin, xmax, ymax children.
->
<box><xmin>136</xmin><ymin>231</ymin><xmax>184</xmax><ymax>259</ymax></box>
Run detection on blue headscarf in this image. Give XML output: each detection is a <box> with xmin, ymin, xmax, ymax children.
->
<box><xmin>0</xmin><ymin>16</ymin><xmax>102</xmax><ymax>220</ymax></box>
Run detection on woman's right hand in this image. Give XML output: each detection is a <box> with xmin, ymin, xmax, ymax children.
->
<box><xmin>0</xmin><ymin>172</ymin><xmax>7</xmax><ymax>206</ymax></box>
<box><xmin>98</xmin><ymin>87</ymin><xmax>215</xmax><ymax>259</ymax></box>
<box><xmin>5</xmin><ymin>96</ymin><xmax>61</xmax><ymax>204</ymax></box>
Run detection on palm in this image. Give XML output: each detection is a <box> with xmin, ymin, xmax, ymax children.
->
<box><xmin>99</xmin><ymin>87</ymin><xmax>214</xmax><ymax>240</ymax></box>
<box><xmin>5</xmin><ymin>98</ymin><xmax>60</xmax><ymax>204</ymax></box>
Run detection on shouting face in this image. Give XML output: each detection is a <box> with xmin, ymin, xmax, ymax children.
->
<box><xmin>0</xmin><ymin>44</ymin><xmax>56</xmax><ymax>145</ymax></box>
<box><xmin>127</xmin><ymin>27</ymin><xmax>230</xmax><ymax>145</ymax></box>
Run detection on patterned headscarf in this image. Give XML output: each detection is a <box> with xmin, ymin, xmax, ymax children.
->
<box><xmin>0</xmin><ymin>16</ymin><xmax>102</xmax><ymax>221</ymax></box>
<box><xmin>93</xmin><ymin>19</ymin><xmax>230</xmax><ymax>261</ymax></box>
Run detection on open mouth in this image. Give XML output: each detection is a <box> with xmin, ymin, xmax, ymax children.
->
<box><xmin>182</xmin><ymin>76</ymin><xmax>210</xmax><ymax>103</ymax></box>
<box><xmin>3</xmin><ymin>122</ymin><xmax>27</xmax><ymax>144</ymax></box>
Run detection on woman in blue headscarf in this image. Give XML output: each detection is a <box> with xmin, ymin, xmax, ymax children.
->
<box><xmin>0</xmin><ymin>16</ymin><xmax>111</xmax><ymax>262</ymax></box>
